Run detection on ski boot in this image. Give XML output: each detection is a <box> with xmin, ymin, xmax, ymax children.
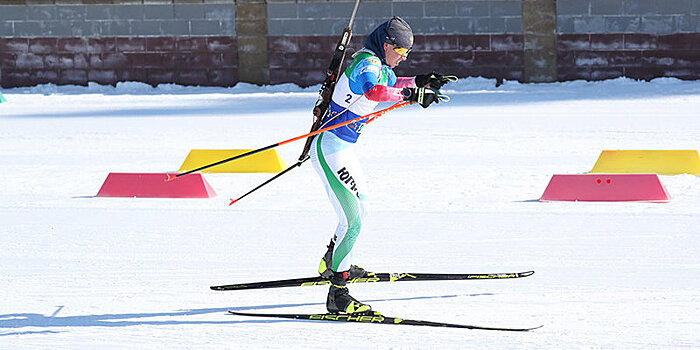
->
<box><xmin>326</xmin><ymin>271</ymin><xmax>375</xmax><ymax>315</ymax></box>
<box><xmin>319</xmin><ymin>239</ymin><xmax>371</xmax><ymax>279</ymax></box>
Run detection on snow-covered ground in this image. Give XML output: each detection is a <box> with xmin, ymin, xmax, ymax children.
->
<box><xmin>1</xmin><ymin>78</ymin><xmax>699</xmax><ymax>349</ymax></box>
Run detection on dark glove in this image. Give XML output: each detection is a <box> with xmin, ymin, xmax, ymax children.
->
<box><xmin>402</xmin><ymin>87</ymin><xmax>440</xmax><ymax>109</ymax></box>
<box><xmin>415</xmin><ymin>72</ymin><xmax>453</xmax><ymax>89</ymax></box>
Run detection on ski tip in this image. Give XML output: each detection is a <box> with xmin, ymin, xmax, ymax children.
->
<box><xmin>520</xmin><ymin>325</ymin><xmax>544</xmax><ymax>332</ymax></box>
<box><xmin>481</xmin><ymin>324</ymin><xmax>544</xmax><ymax>332</ymax></box>
<box><xmin>521</xmin><ymin>271</ymin><xmax>535</xmax><ymax>277</ymax></box>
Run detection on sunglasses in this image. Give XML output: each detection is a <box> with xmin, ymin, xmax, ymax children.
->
<box><xmin>392</xmin><ymin>46</ymin><xmax>411</xmax><ymax>58</ymax></box>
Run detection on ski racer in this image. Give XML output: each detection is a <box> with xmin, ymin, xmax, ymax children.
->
<box><xmin>310</xmin><ymin>16</ymin><xmax>454</xmax><ymax>315</ymax></box>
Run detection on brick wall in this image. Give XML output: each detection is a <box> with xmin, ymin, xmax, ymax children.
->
<box><xmin>267</xmin><ymin>0</ymin><xmax>524</xmax><ymax>86</ymax></box>
<box><xmin>0</xmin><ymin>1</ymin><xmax>237</xmax><ymax>87</ymax></box>
<box><xmin>1</xmin><ymin>0</ymin><xmax>699</xmax><ymax>88</ymax></box>
<box><xmin>557</xmin><ymin>0</ymin><xmax>700</xmax><ymax>80</ymax></box>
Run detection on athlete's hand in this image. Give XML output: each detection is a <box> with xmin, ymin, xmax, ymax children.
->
<box><xmin>415</xmin><ymin>72</ymin><xmax>454</xmax><ymax>89</ymax></box>
<box><xmin>402</xmin><ymin>87</ymin><xmax>440</xmax><ymax>108</ymax></box>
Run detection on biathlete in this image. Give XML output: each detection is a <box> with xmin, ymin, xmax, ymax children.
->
<box><xmin>310</xmin><ymin>16</ymin><xmax>454</xmax><ymax>314</ymax></box>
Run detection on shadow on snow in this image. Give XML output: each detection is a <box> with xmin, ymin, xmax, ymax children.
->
<box><xmin>0</xmin><ymin>293</ymin><xmax>493</xmax><ymax>335</ymax></box>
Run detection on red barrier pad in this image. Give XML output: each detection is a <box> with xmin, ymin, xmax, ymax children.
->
<box><xmin>539</xmin><ymin>174</ymin><xmax>671</xmax><ymax>202</ymax></box>
<box><xmin>96</xmin><ymin>173</ymin><xmax>217</xmax><ymax>198</ymax></box>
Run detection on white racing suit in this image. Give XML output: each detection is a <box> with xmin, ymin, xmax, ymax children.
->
<box><xmin>310</xmin><ymin>49</ymin><xmax>415</xmax><ymax>272</ymax></box>
<box><xmin>310</xmin><ymin>132</ymin><xmax>369</xmax><ymax>272</ymax></box>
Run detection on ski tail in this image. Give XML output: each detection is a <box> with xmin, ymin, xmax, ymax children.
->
<box><xmin>210</xmin><ymin>276</ymin><xmax>321</xmax><ymax>291</ymax></box>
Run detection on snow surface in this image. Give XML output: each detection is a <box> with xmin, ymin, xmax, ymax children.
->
<box><xmin>1</xmin><ymin>77</ymin><xmax>699</xmax><ymax>349</ymax></box>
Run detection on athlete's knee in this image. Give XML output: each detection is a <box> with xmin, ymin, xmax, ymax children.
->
<box><xmin>351</xmin><ymin>222</ymin><xmax>362</xmax><ymax>236</ymax></box>
<box><xmin>347</xmin><ymin>216</ymin><xmax>362</xmax><ymax>237</ymax></box>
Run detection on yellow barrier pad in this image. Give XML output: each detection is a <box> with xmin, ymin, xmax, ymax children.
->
<box><xmin>178</xmin><ymin>149</ymin><xmax>287</xmax><ymax>173</ymax></box>
<box><xmin>591</xmin><ymin>150</ymin><xmax>700</xmax><ymax>175</ymax></box>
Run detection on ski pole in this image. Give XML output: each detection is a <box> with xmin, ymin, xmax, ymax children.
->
<box><xmin>226</xmin><ymin>85</ymin><xmax>456</xmax><ymax>204</ymax></box>
<box><xmin>228</xmin><ymin>155</ymin><xmax>310</xmax><ymax>206</ymax></box>
<box><xmin>227</xmin><ymin>103</ymin><xmax>384</xmax><ymax>206</ymax></box>
<box><xmin>227</xmin><ymin>94</ymin><xmax>446</xmax><ymax>205</ymax></box>
<box><xmin>167</xmin><ymin>100</ymin><xmax>412</xmax><ymax>182</ymax></box>
<box><xmin>227</xmin><ymin>102</ymin><xmax>392</xmax><ymax>206</ymax></box>
<box><xmin>226</xmin><ymin>89</ymin><xmax>453</xmax><ymax>204</ymax></box>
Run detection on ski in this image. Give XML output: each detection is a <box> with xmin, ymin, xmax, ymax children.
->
<box><xmin>211</xmin><ymin>271</ymin><xmax>534</xmax><ymax>291</ymax></box>
<box><xmin>228</xmin><ymin>311</ymin><xmax>542</xmax><ymax>332</ymax></box>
